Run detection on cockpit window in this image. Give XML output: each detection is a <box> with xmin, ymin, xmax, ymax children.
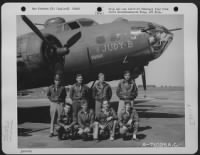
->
<box><xmin>96</xmin><ymin>36</ymin><xmax>106</xmax><ymax>44</ymax></box>
<box><xmin>78</xmin><ymin>18</ymin><xmax>98</xmax><ymax>27</ymax></box>
<box><xmin>68</xmin><ymin>21</ymin><xmax>80</xmax><ymax>30</ymax></box>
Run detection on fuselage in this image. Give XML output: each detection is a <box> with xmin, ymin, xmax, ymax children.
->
<box><xmin>17</xmin><ymin>17</ymin><xmax>173</xmax><ymax>89</ymax></box>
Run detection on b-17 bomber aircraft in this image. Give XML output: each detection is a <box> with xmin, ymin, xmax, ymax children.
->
<box><xmin>17</xmin><ymin>15</ymin><xmax>182</xmax><ymax>90</ymax></box>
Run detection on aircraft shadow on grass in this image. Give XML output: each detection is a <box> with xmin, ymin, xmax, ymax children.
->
<box><xmin>18</xmin><ymin>127</ymin><xmax>49</xmax><ymax>137</ymax></box>
<box><xmin>18</xmin><ymin>100</ymin><xmax>184</xmax><ymax>138</ymax></box>
<box><xmin>17</xmin><ymin>90</ymin><xmax>33</xmax><ymax>96</ymax></box>
<box><xmin>18</xmin><ymin>128</ymin><xmax>32</xmax><ymax>136</ymax></box>
<box><xmin>18</xmin><ymin>101</ymin><xmax>184</xmax><ymax>124</ymax></box>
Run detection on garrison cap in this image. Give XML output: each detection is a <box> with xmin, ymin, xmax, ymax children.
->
<box><xmin>81</xmin><ymin>99</ymin><xmax>88</xmax><ymax>106</ymax></box>
<box><xmin>63</xmin><ymin>102</ymin><xmax>72</xmax><ymax>108</ymax></box>
<box><xmin>103</xmin><ymin>100</ymin><xmax>109</xmax><ymax>104</ymax></box>
<box><xmin>54</xmin><ymin>74</ymin><xmax>62</xmax><ymax>81</ymax></box>
<box><xmin>98</xmin><ymin>72</ymin><xmax>105</xmax><ymax>77</ymax></box>
<box><xmin>76</xmin><ymin>73</ymin><xmax>83</xmax><ymax>78</ymax></box>
<box><xmin>123</xmin><ymin>70</ymin><xmax>131</xmax><ymax>75</ymax></box>
<box><xmin>124</xmin><ymin>100</ymin><xmax>132</xmax><ymax>105</ymax></box>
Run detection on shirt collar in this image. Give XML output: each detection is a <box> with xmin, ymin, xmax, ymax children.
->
<box><xmin>123</xmin><ymin>79</ymin><xmax>133</xmax><ymax>83</ymax></box>
<box><xmin>102</xmin><ymin>108</ymin><xmax>110</xmax><ymax>113</ymax></box>
<box><xmin>125</xmin><ymin>109</ymin><xmax>131</xmax><ymax>114</ymax></box>
<box><xmin>98</xmin><ymin>81</ymin><xmax>106</xmax><ymax>86</ymax></box>
<box><xmin>53</xmin><ymin>84</ymin><xmax>61</xmax><ymax>88</ymax></box>
<box><xmin>81</xmin><ymin>109</ymin><xmax>89</xmax><ymax>114</ymax></box>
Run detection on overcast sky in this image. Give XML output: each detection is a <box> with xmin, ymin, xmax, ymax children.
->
<box><xmin>17</xmin><ymin>15</ymin><xmax>184</xmax><ymax>87</ymax></box>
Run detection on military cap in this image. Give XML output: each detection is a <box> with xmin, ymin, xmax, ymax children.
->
<box><xmin>123</xmin><ymin>70</ymin><xmax>131</xmax><ymax>75</ymax></box>
<box><xmin>124</xmin><ymin>100</ymin><xmax>132</xmax><ymax>105</ymax></box>
<box><xmin>63</xmin><ymin>102</ymin><xmax>72</xmax><ymax>108</ymax></box>
<box><xmin>76</xmin><ymin>73</ymin><xmax>83</xmax><ymax>78</ymax></box>
<box><xmin>81</xmin><ymin>99</ymin><xmax>88</xmax><ymax>106</ymax></box>
<box><xmin>98</xmin><ymin>72</ymin><xmax>105</xmax><ymax>77</ymax></box>
<box><xmin>103</xmin><ymin>100</ymin><xmax>109</xmax><ymax>105</ymax></box>
<box><xmin>54</xmin><ymin>74</ymin><xmax>62</xmax><ymax>81</ymax></box>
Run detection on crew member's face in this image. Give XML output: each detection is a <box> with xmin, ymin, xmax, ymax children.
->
<box><xmin>76</xmin><ymin>76</ymin><xmax>83</xmax><ymax>84</ymax></box>
<box><xmin>125</xmin><ymin>103</ymin><xmax>131</xmax><ymax>111</ymax></box>
<box><xmin>54</xmin><ymin>80</ymin><xmax>61</xmax><ymax>87</ymax></box>
<box><xmin>124</xmin><ymin>73</ymin><xmax>131</xmax><ymax>81</ymax></box>
<box><xmin>102</xmin><ymin>102</ymin><xmax>109</xmax><ymax>110</ymax></box>
<box><xmin>99</xmin><ymin>75</ymin><xmax>105</xmax><ymax>83</ymax></box>
<box><xmin>81</xmin><ymin>103</ymin><xmax>88</xmax><ymax>111</ymax></box>
<box><xmin>64</xmin><ymin>105</ymin><xmax>71</xmax><ymax>113</ymax></box>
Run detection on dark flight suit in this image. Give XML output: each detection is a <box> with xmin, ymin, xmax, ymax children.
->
<box><xmin>77</xmin><ymin>109</ymin><xmax>97</xmax><ymax>139</ymax></box>
<box><xmin>92</xmin><ymin>81</ymin><xmax>112</xmax><ymax>116</ymax></box>
<box><xmin>95</xmin><ymin>108</ymin><xmax>118</xmax><ymax>139</ymax></box>
<box><xmin>47</xmin><ymin>85</ymin><xmax>66</xmax><ymax>134</ymax></box>
<box><xmin>116</xmin><ymin>79</ymin><xmax>138</xmax><ymax>115</ymax></box>
<box><xmin>69</xmin><ymin>83</ymin><xmax>89</xmax><ymax>122</ymax></box>
<box><xmin>57</xmin><ymin>110</ymin><xmax>77</xmax><ymax>140</ymax></box>
<box><xmin>118</xmin><ymin>107</ymin><xmax>139</xmax><ymax>137</ymax></box>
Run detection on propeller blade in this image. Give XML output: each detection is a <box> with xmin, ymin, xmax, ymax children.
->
<box><xmin>21</xmin><ymin>15</ymin><xmax>53</xmax><ymax>47</ymax></box>
<box><xmin>168</xmin><ymin>28</ymin><xmax>182</xmax><ymax>32</ymax></box>
<box><xmin>22</xmin><ymin>15</ymin><xmax>81</xmax><ymax>58</ymax></box>
<box><xmin>65</xmin><ymin>32</ymin><xmax>81</xmax><ymax>49</ymax></box>
<box><xmin>141</xmin><ymin>67</ymin><xmax>146</xmax><ymax>91</ymax></box>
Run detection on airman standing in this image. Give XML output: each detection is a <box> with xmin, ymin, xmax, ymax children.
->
<box><xmin>47</xmin><ymin>74</ymin><xmax>66</xmax><ymax>137</ymax></box>
<box><xmin>116</xmin><ymin>70</ymin><xmax>138</xmax><ymax>116</ymax></box>
<box><xmin>92</xmin><ymin>73</ymin><xmax>112</xmax><ymax>117</ymax></box>
<box><xmin>69</xmin><ymin>74</ymin><xmax>90</xmax><ymax>123</ymax></box>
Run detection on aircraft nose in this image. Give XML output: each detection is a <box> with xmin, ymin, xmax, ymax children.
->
<box><xmin>148</xmin><ymin>26</ymin><xmax>173</xmax><ymax>59</ymax></box>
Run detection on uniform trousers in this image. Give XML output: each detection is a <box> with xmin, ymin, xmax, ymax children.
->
<box><xmin>95</xmin><ymin>100</ymin><xmax>103</xmax><ymax>117</ymax></box>
<box><xmin>49</xmin><ymin>102</ymin><xmax>64</xmax><ymax>134</ymax></box>
<box><xmin>118</xmin><ymin>100</ymin><xmax>134</xmax><ymax>116</ymax></box>
<box><xmin>78</xmin><ymin>122</ymin><xmax>99</xmax><ymax>139</ymax></box>
<box><xmin>72</xmin><ymin>100</ymin><xmax>82</xmax><ymax>121</ymax></box>
<box><xmin>119</xmin><ymin>120</ymin><xmax>139</xmax><ymax>135</ymax></box>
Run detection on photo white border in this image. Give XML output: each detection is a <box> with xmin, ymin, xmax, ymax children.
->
<box><xmin>1</xmin><ymin>3</ymin><xmax>198</xmax><ymax>154</ymax></box>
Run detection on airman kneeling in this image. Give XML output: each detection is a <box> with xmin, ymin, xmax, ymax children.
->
<box><xmin>118</xmin><ymin>101</ymin><xmax>139</xmax><ymax>140</ymax></box>
<box><xmin>57</xmin><ymin>103</ymin><xmax>78</xmax><ymax>140</ymax></box>
<box><xmin>95</xmin><ymin>100</ymin><xmax>118</xmax><ymax>141</ymax></box>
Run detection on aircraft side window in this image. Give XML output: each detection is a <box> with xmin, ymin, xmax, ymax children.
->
<box><xmin>110</xmin><ymin>33</ymin><xmax>120</xmax><ymax>42</ymax></box>
<box><xmin>64</xmin><ymin>24</ymin><xmax>70</xmax><ymax>31</ymax></box>
<box><xmin>68</xmin><ymin>21</ymin><xmax>80</xmax><ymax>30</ymax></box>
<box><xmin>96</xmin><ymin>36</ymin><xmax>106</xmax><ymax>44</ymax></box>
<box><xmin>56</xmin><ymin>25</ymin><xmax>64</xmax><ymax>33</ymax></box>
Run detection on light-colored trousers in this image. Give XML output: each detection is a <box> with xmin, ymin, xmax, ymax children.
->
<box><xmin>119</xmin><ymin>120</ymin><xmax>139</xmax><ymax>135</ymax></box>
<box><xmin>95</xmin><ymin>100</ymin><xmax>103</xmax><ymax>117</ymax></box>
<box><xmin>77</xmin><ymin>122</ymin><xmax>99</xmax><ymax>139</ymax></box>
<box><xmin>118</xmin><ymin>100</ymin><xmax>134</xmax><ymax>116</ymax></box>
<box><xmin>49</xmin><ymin>102</ymin><xmax>64</xmax><ymax>134</ymax></box>
<box><xmin>93</xmin><ymin>121</ymin><xmax>117</xmax><ymax>139</ymax></box>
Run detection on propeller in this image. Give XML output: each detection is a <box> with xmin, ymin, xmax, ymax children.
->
<box><xmin>56</xmin><ymin>32</ymin><xmax>81</xmax><ymax>56</ymax></box>
<box><xmin>21</xmin><ymin>15</ymin><xmax>54</xmax><ymax>48</ymax></box>
<box><xmin>21</xmin><ymin>15</ymin><xmax>81</xmax><ymax>57</ymax></box>
<box><xmin>141</xmin><ymin>66</ymin><xmax>147</xmax><ymax>97</ymax></box>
